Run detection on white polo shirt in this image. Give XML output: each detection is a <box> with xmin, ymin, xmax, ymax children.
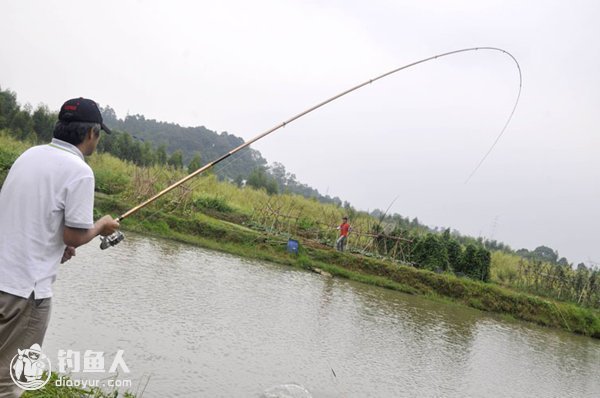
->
<box><xmin>0</xmin><ymin>139</ymin><xmax>95</xmax><ymax>299</ymax></box>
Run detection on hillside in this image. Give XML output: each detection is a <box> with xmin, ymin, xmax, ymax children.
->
<box><xmin>99</xmin><ymin>106</ymin><xmax>345</xmax><ymax>205</ymax></box>
<box><xmin>100</xmin><ymin>106</ymin><xmax>267</xmax><ymax>181</ymax></box>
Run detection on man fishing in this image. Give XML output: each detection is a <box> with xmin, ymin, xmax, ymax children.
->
<box><xmin>0</xmin><ymin>98</ymin><xmax>120</xmax><ymax>396</ymax></box>
<box><xmin>336</xmin><ymin>216</ymin><xmax>352</xmax><ymax>252</ymax></box>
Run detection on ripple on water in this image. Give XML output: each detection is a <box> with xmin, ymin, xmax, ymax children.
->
<box><xmin>261</xmin><ymin>383</ymin><xmax>313</xmax><ymax>398</ymax></box>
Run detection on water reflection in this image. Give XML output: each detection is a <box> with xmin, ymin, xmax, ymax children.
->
<box><xmin>43</xmin><ymin>233</ymin><xmax>600</xmax><ymax>397</ymax></box>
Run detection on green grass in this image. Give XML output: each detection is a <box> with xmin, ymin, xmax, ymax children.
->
<box><xmin>0</xmin><ymin>130</ymin><xmax>29</xmax><ymax>185</ymax></box>
<box><xmin>21</xmin><ymin>372</ymin><xmax>137</xmax><ymax>398</ymax></box>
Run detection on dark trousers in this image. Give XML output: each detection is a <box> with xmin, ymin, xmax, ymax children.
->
<box><xmin>0</xmin><ymin>291</ymin><xmax>52</xmax><ymax>397</ymax></box>
<box><xmin>336</xmin><ymin>235</ymin><xmax>347</xmax><ymax>252</ymax></box>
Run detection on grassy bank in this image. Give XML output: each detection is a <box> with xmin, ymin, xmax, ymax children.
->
<box><xmin>93</xmin><ymin>195</ymin><xmax>600</xmax><ymax>338</ymax></box>
<box><xmin>21</xmin><ymin>372</ymin><xmax>136</xmax><ymax>398</ymax></box>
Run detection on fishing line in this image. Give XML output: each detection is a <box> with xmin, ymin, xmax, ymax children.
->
<box><xmin>101</xmin><ymin>46</ymin><xmax>522</xmax><ymax>249</ymax></box>
<box><xmin>181</xmin><ymin>46</ymin><xmax>522</xmax><ymax>191</ymax></box>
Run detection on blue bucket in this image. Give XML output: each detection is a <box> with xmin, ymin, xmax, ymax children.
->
<box><xmin>287</xmin><ymin>238</ymin><xmax>299</xmax><ymax>255</ymax></box>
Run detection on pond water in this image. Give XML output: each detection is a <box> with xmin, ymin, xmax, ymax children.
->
<box><xmin>43</xmin><ymin>233</ymin><xmax>600</xmax><ymax>397</ymax></box>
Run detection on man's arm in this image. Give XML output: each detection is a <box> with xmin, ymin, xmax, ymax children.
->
<box><xmin>63</xmin><ymin>215</ymin><xmax>120</xmax><ymax>248</ymax></box>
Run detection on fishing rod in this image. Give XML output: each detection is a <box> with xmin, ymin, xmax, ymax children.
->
<box><xmin>100</xmin><ymin>46</ymin><xmax>522</xmax><ymax>250</ymax></box>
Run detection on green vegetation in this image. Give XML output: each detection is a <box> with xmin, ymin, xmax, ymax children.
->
<box><xmin>0</xmin><ymin>133</ymin><xmax>28</xmax><ymax>183</ymax></box>
<box><xmin>0</xmin><ymin>88</ymin><xmax>598</xmax><ymax>340</ymax></box>
<box><xmin>246</xmin><ymin>166</ymin><xmax>279</xmax><ymax>195</ymax></box>
<box><xmin>21</xmin><ymin>372</ymin><xmax>136</xmax><ymax>398</ymax></box>
<box><xmin>491</xmin><ymin>251</ymin><xmax>600</xmax><ymax>308</ymax></box>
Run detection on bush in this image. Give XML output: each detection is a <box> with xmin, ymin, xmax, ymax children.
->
<box><xmin>194</xmin><ymin>196</ymin><xmax>233</xmax><ymax>213</ymax></box>
<box><xmin>89</xmin><ymin>153</ymin><xmax>132</xmax><ymax>195</ymax></box>
<box><xmin>0</xmin><ymin>132</ymin><xmax>28</xmax><ymax>185</ymax></box>
<box><xmin>412</xmin><ymin>234</ymin><xmax>450</xmax><ymax>271</ymax></box>
<box><xmin>0</xmin><ymin>146</ymin><xmax>19</xmax><ymax>171</ymax></box>
<box><xmin>94</xmin><ymin>168</ymin><xmax>130</xmax><ymax>194</ymax></box>
<box><xmin>297</xmin><ymin>217</ymin><xmax>315</xmax><ymax>231</ymax></box>
<box><xmin>141</xmin><ymin>219</ymin><xmax>170</xmax><ymax>234</ymax></box>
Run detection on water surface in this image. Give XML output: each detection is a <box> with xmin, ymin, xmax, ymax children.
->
<box><xmin>44</xmin><ymin>233</ymin><xmax>600</xmax><ymax>397</ymax></box>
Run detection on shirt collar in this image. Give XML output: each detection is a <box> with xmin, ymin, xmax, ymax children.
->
<box><xmin>49</xmin><ymin>138</ymin><xmax>85</xmax><ymax>161</ymax></box>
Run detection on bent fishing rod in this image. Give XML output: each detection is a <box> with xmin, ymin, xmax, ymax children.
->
<box><xmin>100</xmin><ymin>46</ymin><xmax>522</xmax><ymax>250</ymax></box>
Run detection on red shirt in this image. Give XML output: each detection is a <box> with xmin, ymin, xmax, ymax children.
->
<box><xmin>339</xmin><ymin>222</ymin><xmax>350</xmax><ymax>237</ymax></box>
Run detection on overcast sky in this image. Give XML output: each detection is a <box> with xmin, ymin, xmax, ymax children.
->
<box><xmin>1</xmin><ymin>0</ymin><xmax>598</xmax><ymax>265</ymax></box>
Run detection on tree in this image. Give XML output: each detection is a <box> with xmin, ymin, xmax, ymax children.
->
<box><xmin>140</xmin><ymin>141</ymin><xmax>156</xmax><ymax>166</ymax></box>
<box><xmin>247</xmin><ymin>167</ymin><xmax>278</xmax><ymax>195</ymax></box>
<box><xmin>128</xmin><ymin>140</ymin><xmax>143</xmax><ymax>165</ymax></box>
<box><xmin>0</xmin><ymin>88</ymin><xmax>18</xmax><ymax>129</ymax></box>
<box><xmin>96</xmin><ymin>130</ymin><xmax>114</xmax><ymax>154</ymax></box>
<box><xmin>532</xmin><ymin>246</ymin><xmax>559</xmax><ymax>264</ymax></box>
<box><xmin>458</xmin><ymin>244</ymin><xmax>478</xmax><ymax>275</ymax></box>
<box><xmin>9</xmin><ymin>109</ymin><xmax>34</xmax><ymax>140</ymax></box>
<box><xmin>168</xmin><ymin>150</ymin><xmax>184</xmax><ymax>169</ymax></box>
<box><xmin>188</xmin><ymin>153</ymin><xmax>202</xmax><ymax>173</ymax></box>
<box><xmin>557</xmin><ymin>257</ymin><xmax>569</xmax><ymax>267</ymax></box>
<box><xmin>32</xmin><ymin>105</ymin><xmax>56</xmax><ymax>142</ymax></box>
<box><xmin>115</xmin><ymin>133</ymin><xmax>136</xmax><ymax>161</ymax></box>
<box><xmin>100</xmin><ymin>105</ymin><xmax>118</xmax><ymax>125</ymax></box>
<box><xmin>442</xmin><ymin>230</ymin><xmax>462</xmax><ymax>271</ymax></box>
<box><xmin>475</xmin><ymin>247</ymin><xmax>491</xmax><ymax>282</ymax></box>
<box><xmin>412</xmin><ymin>234</ymin><xmax>449</xmax><ymax>271</ymax></box>
<box><xmin>455</xmin><ymin>243</ymin><xmax>490</xmax><ymax>281</ymax></box>
<box><xmin>269</xmin><ymin>162</ymin><xmax>288</xmax><ymax>191</ymax></box>
<box><xmin>265</xmin><ymin>178</ymin><xmax>279</xmax><ymax>195</ymax></box>
<box><xmin>156</xmin><ymin>144</ymin><xmax>167</xmax><ymax>165</ymax></box>
<box><xmin>246</xmin><ymin>167</ymin><xmax>265</xmax><ymax>190</ymax></box>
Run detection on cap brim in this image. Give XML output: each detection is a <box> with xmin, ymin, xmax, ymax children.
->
<box><xmin>101</xmin><ymin>123</ymin><xmax>112</xmax><ymax>134</ymax></box>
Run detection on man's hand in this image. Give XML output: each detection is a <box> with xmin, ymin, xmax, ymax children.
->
<box><xmin>64</xmin><ymin>215</ymin><xmax>120</xmax><ymax>247</ymax></box>
<box><xmin>61</xmin><ymin>246</ymin><xmax>76</xmax><ymax>264</ymax></box>
<box><xmin>97</xmin><ymin>215</ymin><xmax>120</xmax><ymax>236</ymax></box>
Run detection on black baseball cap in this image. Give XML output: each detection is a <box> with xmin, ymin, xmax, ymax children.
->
<box><xmin>58</xmin><ymin>97</ymin><xmax>112</xmax><ymax>134</ymax></box>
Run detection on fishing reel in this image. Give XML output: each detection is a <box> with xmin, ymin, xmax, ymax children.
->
<box><xmin>100</xmin><ymin>231</ymin><xmax>125</xmax><ymax>250</ymax></box>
